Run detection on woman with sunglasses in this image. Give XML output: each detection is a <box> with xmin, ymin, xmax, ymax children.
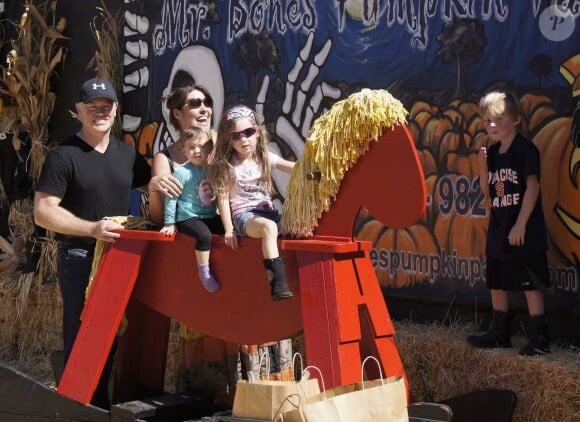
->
<box><xmin>148</xmin><ymin>85</ymin><xmax>239</xmax><ymax>403</ymax></box>
<box><xmin>148</xmin><ymin>85</ymin><xmax>215</xmax><ymax>225</ymax></box>
<box><xmin>210</xmin><ymin>105</ymin><xmax>295</xmax><ymax>300</ymax></box>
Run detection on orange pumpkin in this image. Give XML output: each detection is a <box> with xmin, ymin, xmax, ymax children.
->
<box><xmin>433</xmin><ymin>207</ymin><xmax>488</xmax><ymax>286</ymax></box>
<box><xmin>432</xmin><ymin>172</ymin><xmax>488</xmax><ymax>258</ymax></box>
<box><xmin>437</xmin><ymin>129</ymin><xmax>473</xmax><ymax>161</ymax></box>
<box><xmin>421</xmin><ymin>114</ymin><xmax>454</xmax><ymax>159</ymax></box>
<box><xmin>533</xmin><ymin>117</ymin><xmax>579</xmax><ymax>270</ymax></box>
<box><xmin>442</xmin><ymin>108</ymin><xmax>467</xmax><ymax>131</ymax></box>
<box><xmin>458</xmin><ymin>102</ymin><xmax>480</xmax><ymax>123</ymax></box>
<box><xmin>520</xmin><ymin>93</ymin><xmax>552</xmax><ymax>121</ymax></box>
<box><xmin>527</xmin><ymin>104</ymin><xmax>557</xmax><ymax>134</ymax></box>
<box><xmin>355</xmin><ymin>219</ymin><xmax>440</xmax><ymax>288</ymax></box>
<box><xmin>447</xmin><ymin>99</ymin><xmax>462</xmax><ymax>109</ymax></box>
<box><xmin>467</xmin><ymin>115</ymin><xmax>484</xmax><ymax>135</ymax></box>
<box><xmin>409</xmin><ymin>100</ymin><xmax>438</xmax><ymax>120</ymax></box>
<box><xmin>416</xmin><ymin>148</ymin><xmax>438</xmax><ymax>177</ymax></box>
<box><xmin>520</xmin><ymin>94</ymin><xmax>554</xmax><ymax>137</ymax></box>
<box><xmin>412</xmin><ymin>110</ymin><xmax>435</xmax><ymax>143</ymax></box>
<box><xmin>442</xmin><ymin>151</ymin><xmax>479</xmax><ymax>178</ymax></box>
<box><xmin>407</xmin><ymin>120</ymin><xmax>421</xmax><ymax>148</ymax></box>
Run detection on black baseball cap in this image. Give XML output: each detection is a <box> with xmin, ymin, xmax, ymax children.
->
<box><xmin>80</xmin><ymin>78</ymin><xmax>118</xmax><ymax>103</ymax></box>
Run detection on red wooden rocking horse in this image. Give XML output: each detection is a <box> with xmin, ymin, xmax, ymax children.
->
<box><xmin>57</xmin><ymin>90</ymin><xmax>427</xmax><ymax>408</ymax></box>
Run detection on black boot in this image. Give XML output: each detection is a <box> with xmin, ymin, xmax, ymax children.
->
<box><xmin>263</xmin><ymin>257</ymin><xmax>293</xmax><ymax>301</ymax></box>
<box><xmin>519</xmin><ymin>315</ymin><xmax>551</xmax><ymax>356</ymax></box>
<box><xmin>467</xmin><ymin>310</ymin><xmax>513</xmax><ymax>349</ymax></box>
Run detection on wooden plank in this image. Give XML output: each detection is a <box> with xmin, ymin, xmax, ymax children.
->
<box><xmin>57</xmin><ymin>238</ymin><xmax>149</xmax><ymax>404</ymax></box>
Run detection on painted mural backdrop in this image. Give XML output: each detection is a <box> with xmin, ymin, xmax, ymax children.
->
<box><xmin>120</xmin><ymin>1</ymin><xmax>579</xmax><ymax>304</ymax></box>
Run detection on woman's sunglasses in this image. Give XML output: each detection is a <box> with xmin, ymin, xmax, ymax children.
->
<box><xmin>184</xmin><ymin>97</ymin><xmax>213</xmax><ymax>109</ymax></box>
<box><xmin>231</xmin><ymin>126</ymin><xmax>258</xmax><ymax>141</ymax></box>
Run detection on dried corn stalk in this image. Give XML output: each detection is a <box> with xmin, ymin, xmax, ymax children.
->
<box><xmin>86</xmin><ymin>0</ymin><xmax>123</xmax><ymax>138</ymax></box>
<box><xmin>0</xmin><ymin>0</ymin><xmax>68</xmax><ymax>183</ymax></box>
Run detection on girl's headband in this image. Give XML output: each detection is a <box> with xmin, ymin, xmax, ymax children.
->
<box><xmin>225</xmin><ymin>106</ymin><xmax>254</xmax><ymax>122</ymax></box>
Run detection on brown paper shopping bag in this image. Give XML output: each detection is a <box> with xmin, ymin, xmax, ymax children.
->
<box><xmin>281</xmin><ymin>357</ymin><xmax>408</xmax><ymax>422</ymax></box>
<box><xmin>232</xmin><ymin>353</ymin><xmax>321</xmax><ymax>421</ymax></box>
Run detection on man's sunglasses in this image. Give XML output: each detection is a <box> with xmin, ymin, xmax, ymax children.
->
<box><xmin>184</xmin><ymin>97</ymin><xmax>213</xmax><ymax>109</ymax></box>
<box><xmin>231</xmin><ymin>126</ymin><xmax>258</xmax><ymax>141</ymax></box>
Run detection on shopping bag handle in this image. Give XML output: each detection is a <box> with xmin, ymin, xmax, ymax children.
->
<box><xmin>303</xmin><ymin>365</ymin><xmax>325</xmax><ymax>394</ymax></box>
<box><xmin>293</xmin><ymin>352</ymin><xmax>304</xmax><ymax>379</ymax></box>
<box><xmin>273</xmin><ymin>393</ymin><xmax>302</xmax><ymax>421</ymax></box>
<box><xmin>361</xmin><ymin>355</ymin><xmax>384</xmax><ymax>389</ymax></box>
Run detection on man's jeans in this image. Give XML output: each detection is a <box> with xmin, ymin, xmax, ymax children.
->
<box><xmin>57</xmin><ymin>245</ymin><xmax>115</xmax><ymax>409</ymax></box>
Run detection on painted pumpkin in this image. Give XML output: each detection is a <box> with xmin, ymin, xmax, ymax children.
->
<box><xmin>433</xmin><ymin>204</ymin><xmax>488</xmax><ymax>258</ymax></box>
<box><xmin>416</xmin><ymin>148</ymin><xmax>438</xmax><ymax>177</ymax></box>
<box><xmin>533</xmin><ymin>117</ymin><xmax>579</xmax><ymax>270</ymax></box>
<box><xmin>355</xmin><ymin>219</ymin><xmax>440</xmax><ymax>288</ymax></box>
<box><xmin>409</xmin><ymin>100</ymin><xmax>438</xmax><ymax>120</ymax></box>
<box><xmin>437</xmin><ymin>129</ymin><xmax>473</xmax><ymax>161</ymax></box>
<box><xmin>421</xmin><ymin>114</ymin><xmax>454</xmax><ymax>160</ymax></box>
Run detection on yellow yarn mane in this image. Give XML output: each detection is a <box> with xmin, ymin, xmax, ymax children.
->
<box><xmin>281</xmin><ymin>89</ymin><xmax>408</xmax><ymax>238</ymax></box>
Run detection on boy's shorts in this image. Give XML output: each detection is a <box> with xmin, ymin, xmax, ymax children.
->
<box><xmin>486</xmin><ymin>252</ymin><xmax>550</xmax><ymax>291</ymax></box>
<box><xmin>233</xmin><ymin>208</ymin><xmax>281</xmax><ymax>237</ymax></box>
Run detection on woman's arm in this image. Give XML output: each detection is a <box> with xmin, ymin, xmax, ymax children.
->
<box><xmin>148</xmin><ymin>152</ymin><xmax>182</xmax><ymax>225</ymax></box>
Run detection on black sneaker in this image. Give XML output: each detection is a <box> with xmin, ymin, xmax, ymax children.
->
<box><xmin>519</xmin><ymin>335</ymin><xmax>551</xmax><ymax>356</ymax></box>
<box><xmin>467</xmin><ymin>330</ymin><xmax>512</xmax><ymax>349</ymax></box>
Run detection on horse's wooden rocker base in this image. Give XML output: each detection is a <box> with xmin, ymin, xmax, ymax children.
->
<box><xmin>57</xmin><ymin>231</ymin><xmax>408</xmax><ymax>405</ymax></box>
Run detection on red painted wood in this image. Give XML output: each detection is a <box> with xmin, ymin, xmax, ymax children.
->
<box><xmin>281</xmin><ymin>237</ymin><xmax>367</xmax><ymax>253</ymax></box>
<box><xmin>130</xmin><ymin>235</ymin><xmax>303</xmax><ymax>345</ymax></box>
<box><xmin>295</xmin><ymin>251</ymin><xmax>343</xmax><ymax>387</ymax></box>
<box><xmin>57</xmin><ymin>239</ymin><xmax>149</xmax><ymax>404</ymax></box>
<box><xmin>55</xmin><ymin>122</ymin><xmax>422</xmax><ymax>405</ymax></box>
<box><xmin>313</xmin><ymin>125</ymin><xmax>426</xmax><ymax>238</ymax></box>
<box><xmin>295</xmin><ymin>247</ymin><xmax>407</xmax><ymax>393</ymax></box>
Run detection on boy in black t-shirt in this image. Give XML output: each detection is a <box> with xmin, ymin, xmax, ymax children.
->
<box><xmin>466</xmin><ymin>91</ymin><xmax>551</xmax><ymax>356</ymax></box>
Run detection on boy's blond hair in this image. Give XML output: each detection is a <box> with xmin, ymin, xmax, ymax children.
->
<box><xmin>479</xmin><ymin>91</ymin><xmax>521</xmax><ymax>121</ymax></box>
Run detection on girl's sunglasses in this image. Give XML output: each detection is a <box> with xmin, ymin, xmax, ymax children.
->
<box><xmin>184</xmin><ymin>97</ymin><xmax>213</xmax><ymax>109</ymax></box>
<box><xmin>231</xmin><ymin>126</ymin><xmax>258</xmax><ymax>141</ymax></box>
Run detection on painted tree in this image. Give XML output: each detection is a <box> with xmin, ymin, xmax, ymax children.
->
<box><xmin>436</xmin><ymin>18</ymin><xmax>487</xmax><ymax>98</ymax></box>
<box><xmin>233</xmin><ymin>31</ymin><xmax>280</xmax><ymax>105</ymax></box>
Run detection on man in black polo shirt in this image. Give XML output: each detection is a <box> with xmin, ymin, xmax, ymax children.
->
<box><xmin>34</xmin><ymin>77</ymin><xmax>151</xmax><ymax>409</ymax></box>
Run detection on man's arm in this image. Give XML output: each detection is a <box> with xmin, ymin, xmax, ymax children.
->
<box><xmin>34</xmin><ymin>191</ymin><xmax>125</xmax><ymax>242</ymax></box>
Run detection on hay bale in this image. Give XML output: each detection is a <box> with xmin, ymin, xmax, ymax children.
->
<box><xmin>395</xmin><ymin>320</ymin><xmax>580</xmax><ymax>422</ymax></box>
<box><xmin>0</xmin><ymin>269</ymin><xmax>61</xmax><ymax>387</ymax></box>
